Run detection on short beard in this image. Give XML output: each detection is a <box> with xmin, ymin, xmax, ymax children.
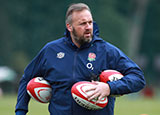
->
<box><xmin>72</xmin><ymin>27</ymin><xmax>92</xmax><ymax>46</ymax></box>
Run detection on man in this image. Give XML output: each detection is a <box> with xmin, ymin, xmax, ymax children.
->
<box><xmin>15</xmin><ymin>3</ymin><xmax>145</xmax><ymax>115</ymax></box>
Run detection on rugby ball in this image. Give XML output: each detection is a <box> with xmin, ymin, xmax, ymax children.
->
<box><xmin>99</xmin><ymin>70</ymin><xmax>124</xmax><ymax>97</ymax></box>
<box><xmin>71</xmin><ymin>81</ymin><xmax>108</xmax><ymax>110</ymax></box>
<box><xmin>27</xmin><ymin>77</ymin><xmax>52</xmax><ymax>103</ymax></box>
<box><xmin>99</xmin><ymin>70</ymin><xmax>124</xmax><ymax>83</ymax></box>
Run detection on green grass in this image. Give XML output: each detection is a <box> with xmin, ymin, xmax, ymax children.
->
<box><xmin>115</xmin><ymin>96</ymin><xmax>160</xmax><ymax>115</ymax></box>
<box><xmin>0</xmin><ymin>94</ymin><xmax>160</xmax><ymax>115</ymax></box>
<box><xmin>0</xmin><ymin>94</ymin><xmax>49</xmax><ymax>115</ymax></box>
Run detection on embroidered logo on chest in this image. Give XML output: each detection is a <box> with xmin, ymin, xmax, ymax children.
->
<box><xmin>57</xmin><ymin>52</ymin><xmax>65</xmax><ymax>59</ymax></box>
<box><xmin>88</xmin><ymin>53</ymin><xmax>96</xmax><ymax>61</ymax></box>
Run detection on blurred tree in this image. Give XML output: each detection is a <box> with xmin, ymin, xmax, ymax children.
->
<box><xmin>0</xmin><ymin>0</ymin><xmax>131</xmax><ymax>75</ymax></box>
<box><xmin>91</xmin><ymin>0</ymin><xmax>130</xmax><ymax>52</ymax></box>
<box><xmin>139</xmin><ymin>0</ymin><xmax>160</xmax><ymax>85</ymax></box>
<box><xmin>127</xmin><ymin>0</ymin><xmax>149</xmax><ymax>59</ymax></box>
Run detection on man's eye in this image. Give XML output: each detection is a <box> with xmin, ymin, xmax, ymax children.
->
<box><xmin>89</xmin><ymin>21</ymin><xmax>93</xmax><ymax>25</ymax></box>
<box><xmin>80</xmin><ymin>22</ymin><xmax>86</xmax><ymax>25</ymax></box>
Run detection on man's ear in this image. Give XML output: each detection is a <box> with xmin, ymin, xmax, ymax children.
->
<box><xmin>66</xmin><ymin>23</ymin><xmax>72</xmax><ymax>32</ymax></box>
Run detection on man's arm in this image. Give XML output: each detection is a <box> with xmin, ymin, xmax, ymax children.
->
<box><xmin>15</xmin><ymin>47</ymin><xmax>46</xmax><ymax>114</ymax></box>
<box><xmin>107</xmin><ymin>47</ymin><xmax>146</xmax><ymax>95</ymax></box>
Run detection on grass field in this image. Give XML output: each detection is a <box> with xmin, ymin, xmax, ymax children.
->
<box><xmin>0</xmin><ymin>94</ymin><xmax>160</xmax><ymax>115</ymax></box>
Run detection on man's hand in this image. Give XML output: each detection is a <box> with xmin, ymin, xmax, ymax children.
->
<box><xmin>85</xmin><ymin>81</ymin><xmax>110</xmax><ymax>103</ymax></box>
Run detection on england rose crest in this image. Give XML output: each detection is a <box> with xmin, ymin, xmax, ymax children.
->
<box><xmin>88</xmin><ymin>53</ymin><xmax>96</xmax><ymax>61</ymax></box>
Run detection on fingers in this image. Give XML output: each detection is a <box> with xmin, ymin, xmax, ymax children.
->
<box><xmin>85</xmin><ymin>86</ymin><xmax>97</xmax><ymax>100</ymax></box>
<box><xmin>96</xmin><ymin>94</ymin><xmax>105</xmax><ymax>103</ymax></box>
<box><xmin>85</xmin><ymin>86</ymin><xmax>96</xmax><ymax>92</ymax></box>
<box><xmin>85</xmin><ymin>81</ymin><xmax>110</xmax><ymax>103</ymax></box>
<box><xmin>87</xmin><ymin>90</ymin><xmax>100</xmax><ymax>101</ymax></box>
<box><xmin>85</xmin><ymin>85</ymin><xmax>100</xmax><ymax>101</ymax></box>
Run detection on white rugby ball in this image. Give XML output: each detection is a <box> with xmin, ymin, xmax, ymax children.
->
<box><xmin>71</xmin><ymin>81</ymin><xmax>108</xmax><ymax>110</ymax></box>
<box><xmin>27</xmin><ymin>77</ymin><xmax>52</xmax><ymax>103</ymax></box>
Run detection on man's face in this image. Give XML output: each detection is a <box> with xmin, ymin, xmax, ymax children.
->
<box><xmin>67</xmin><ymin>10</ymin><xmax>93</xmax><ymax>47</ymax></box>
